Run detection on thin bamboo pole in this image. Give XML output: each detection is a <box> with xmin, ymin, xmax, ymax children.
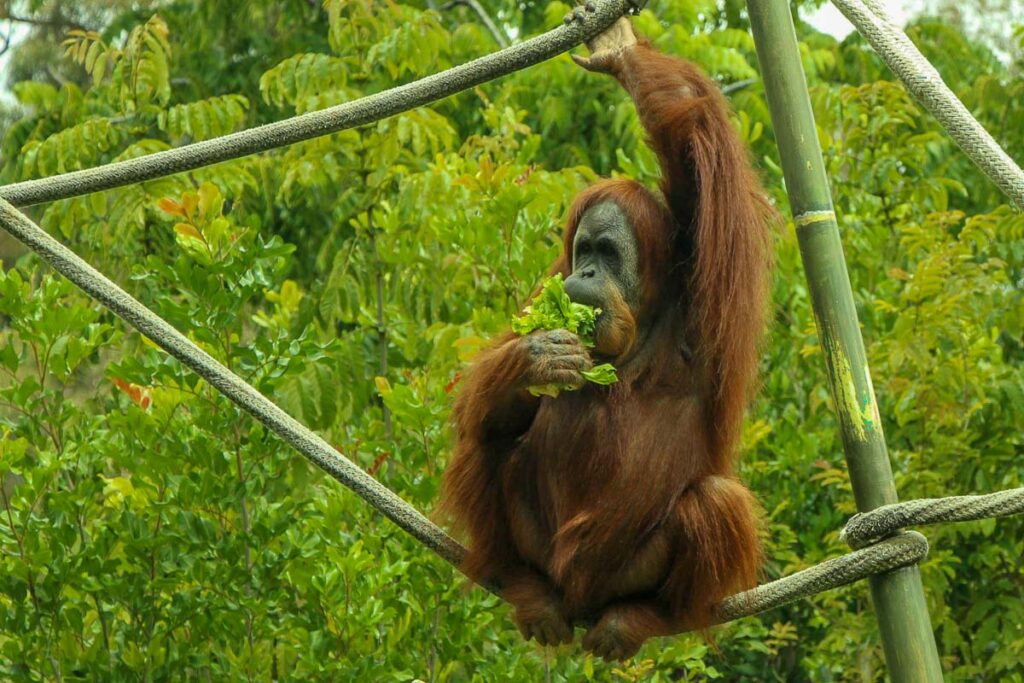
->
<box><xmin>744</xmin><ymin>0</ymin><xmax>944</xmax><ymax>680</ymax></box>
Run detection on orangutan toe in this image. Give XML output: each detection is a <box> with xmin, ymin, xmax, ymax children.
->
<box><xmin>515</xmin><ymin>602</ymin><xmax>573</xmax><ymax>647</ymax></box>
<box><xmin>582</xmin><ymin>612</ymin><xmax>642</xmax><ymax>661</ymax></box>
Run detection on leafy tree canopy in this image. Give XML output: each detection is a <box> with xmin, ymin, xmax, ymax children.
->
<box><xmin>0</xmin><ymin>0</ymin><xmax>1021</xmax><ymax>680</ymax></box>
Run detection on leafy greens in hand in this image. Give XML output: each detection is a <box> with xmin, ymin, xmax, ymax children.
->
<box><xmin>511</xmin><ymin>274</ymin><xmax>618</xmax><ymax>397</ymax></box>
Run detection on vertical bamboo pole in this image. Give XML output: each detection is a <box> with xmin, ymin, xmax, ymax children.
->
<box><xmin>744</xmin><ymin>1</ymin><xmax>944</xmax><ymax>680</ymax></box>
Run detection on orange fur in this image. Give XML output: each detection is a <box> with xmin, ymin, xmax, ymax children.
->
<box><xmin>439</xmin><ymin>40</ymin><xmax>774</xmax><ymax>657</ymax></box>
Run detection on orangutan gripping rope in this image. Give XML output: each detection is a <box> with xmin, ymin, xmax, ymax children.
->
<box><xmin>440</xmin><ymin>16</ymin><xmax>774</xmax><ymax>660</ymax></box>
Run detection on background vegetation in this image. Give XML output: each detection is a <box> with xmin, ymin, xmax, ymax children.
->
<box><xmin>0</xmin><ymin>0</ymin><xmax>1021</xmax><ymax>680</ymax></box>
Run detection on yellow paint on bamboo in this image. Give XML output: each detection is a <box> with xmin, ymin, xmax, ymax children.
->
<box><xmin>820</xmin><ymin>321</ymin><xmax>882</xmax><ymax>442</ymax></box>
<box><xmin>794</xmin><ymin>209</ymin><xmax>836</xmax><ymax>228</ymax></box>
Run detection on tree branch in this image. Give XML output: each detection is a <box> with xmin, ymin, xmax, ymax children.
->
<box><xmin>0</xmin><ymin>10</ymin><xmax>81</xmax><ymax>30</ymax></box>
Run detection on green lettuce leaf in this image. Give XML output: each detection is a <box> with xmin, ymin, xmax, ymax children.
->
<box><xmin>581</xmin><ymin>364</ymin><xmax>618</xmax><ymax>385</ymax></box>
<box><xmin>511</xmin><ymin>274</ymin><xmax>619</xmax><ymax>396</ymax></box>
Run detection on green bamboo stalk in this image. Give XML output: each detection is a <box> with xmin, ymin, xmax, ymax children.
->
<box><xmin>744</xmin><ymin>1</ymin><xmax>944</xmax><ymax>680</ymax></box>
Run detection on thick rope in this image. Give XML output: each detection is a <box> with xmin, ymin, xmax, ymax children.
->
<box><xmin>0</xmin><ymin>196</ymin><xmax>467</xmax><ymax>567</ymax></box>
<box><xmin>0</xmin><ymin>0</ymin><xmax>630</xmax><ymax>208</ymax></box>
<box><xmin>717</xmin><ymin>531</ymin><xmax>928</xmax><ymax>623</ymax></box>
<box><xmin>841</xmin><ymin>487</ymin><xmax>1024</xmax><ymax>549</ymax></box>
<box><xmin>831</xmin><ymin>0</ymin><xmax>1024</xmax><ymax>209</ymax></box>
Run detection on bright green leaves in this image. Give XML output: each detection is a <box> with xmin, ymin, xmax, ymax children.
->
<box><xmin>0</xmin><ymin>433</ymin><xmax>30</xmax><ymax>473</ymax></box>
<box><xmin>374</xmin><ymin>376</ymin><xmax>447</xmax><ymax>468</ymax></box>
<box><xmin>22</xmin><ymin>117</ymin><xmax>123</xmax><ymax>177</ymax></box>
<box><xmin>10</xmin><ymin>81</ymin><xmax>60</xmax><ymax>109</ymax></box>
<box><xmin>511</xmin><ymin>274</ymin><xmax>601</xmax><ymax>340</ymax></box>
<box><xmin>121</xmin><ymin>15</ymin><xmax>172</xmax><ymax>110</ymax></box>
<box><xmin>158</xmin><ymin>182</ymin><xmax>234</xmax><ymax>265</ymax></box>
<box><xmin>158</xmin><ymin>94</ymin><xmax>250</xmax><ymax>143</ymax></box>
<box><xmin>511</xmin><ymin>275</ymin><xmax>618</xmax><ymax>396</ymax></box>
<box><xmin>324</xmin><ymin>0</ymin><xmax>449</xmax><ymax>79</ymax></box>
<box><xmin>63</xmin><ymin>15</ymin><xmax>171</xmax><ymax>111</ymax></box>
<box><xmin>253</xmin><ymin>280</ymin><xmax>305</xmax><ymax>331</ymax></box>
<box><xmin>366</xmin><ymin>11</ymin><xmax>450</xmax><ymax>80</ymax></box>
<box><xmin>275</xmin><ymin>355</ymin><xmax>344</xmax><ymax>431</ymax></box>
<box><xmin>676</xmin><ymin>28</ymin><xmax>760</xmax><ymax>81</ymax></box>
<box><xmin>0</xmin><ymin>266</ymin><xmax>120</xmax><ymax>382</ymax></box>
<box><xmin>258</xmin><ymin>53</ymin><xmax>357</xmax><ymax>112</ymax></box>
<box><xmin>581</xmin><ymin>363</ymin><xmax>617</xmax><ymax>386</ymax></box>
<box><xmin>372</xmin><ymin>110</ymin><xmax>457</xmax><ymax>170</ymax></box>
<box><xmin>7</xmin><ymin>12</ymin><xmax>264</xmax><ymax>271</ymax></box>
<box><xmin>62</xmin><ymin>29</ymin><xmax>118</xmax><ymax>86</ymax></box>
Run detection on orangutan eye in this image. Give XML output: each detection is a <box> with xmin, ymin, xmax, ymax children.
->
<box><xmin>597</xmin><ymin>240</ymin><xmax>619</xmax><ymax>271</ymax></box>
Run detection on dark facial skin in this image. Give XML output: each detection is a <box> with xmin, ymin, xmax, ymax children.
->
<box><xmin>564</xmin><ymin>201</ymin><xmax>641</xmax><ymax>314</ymax></box>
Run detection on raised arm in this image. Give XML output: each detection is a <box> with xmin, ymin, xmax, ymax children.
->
<box><xmin>575</xmin><ymin>19</ymin><xmax>774</xmax><ymax>457</ymax></box>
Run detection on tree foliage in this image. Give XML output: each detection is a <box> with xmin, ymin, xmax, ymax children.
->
<box><xmin>0</xmin><ymin>0</ymin><xmax>1021</xmax><ymax>680</ymax></box>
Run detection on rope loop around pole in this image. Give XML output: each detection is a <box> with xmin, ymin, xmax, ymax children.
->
<box><xmin>715</xmin><ymin>531</ymin><xmax>929</xmax><ymax>623</ymax></box>
<box><xmin>720</xmin><ymin>486</ymin><xmax>1024</xmax><ymax>623</ymax></box>
<box><xmin>841</xmin><ymin>487</ymin><xmax>1024</xmax><ymax>549</ymax></box>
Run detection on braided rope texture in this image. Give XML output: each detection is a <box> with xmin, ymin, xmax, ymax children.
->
<box><xmin>717</xmin><ymin>532</ymin><xmax>929</xmax><ymax>623</ymax></box>
<box><xmin>0</xmin><ymin>0</ymin><xmax>630</xmax><ymax>208</ymax></box>
<box><xmin>831</xmin><ymin>0</ymin><xmax>1024</xmax><ymax>208</ymax></box>
<box><xmin>842</xmin><ymin>487</ymin><xmax>1024</xmax><ymax>549</ymax></box>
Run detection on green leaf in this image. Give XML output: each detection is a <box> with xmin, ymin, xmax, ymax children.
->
<box><xmin>581</xmin><ymin>363</ymin><xmax>617</xmax><ymax>385</ymax></box>
<box><xmin>511</xmin><ymin>274</ymin><xmax>618</xmax><ymax>395</ymax></box>
<box><xmin>510</xmin><ymin>274</ymin><xmax>599</xmax><ymax>342</ymax></box>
